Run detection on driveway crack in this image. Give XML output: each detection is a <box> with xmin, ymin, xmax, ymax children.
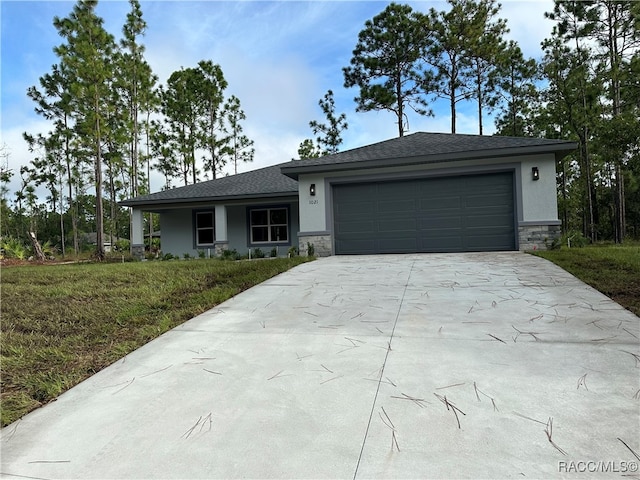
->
<box><xmin>353</xmin><ymin>259</ymin><xmax>415</xmax><ymax>479</ymax></box>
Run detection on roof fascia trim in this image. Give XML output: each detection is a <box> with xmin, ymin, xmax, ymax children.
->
<box><xmin>120</xmin><ymin>190</ymin><xmax>299</xmax><ymax>208</ymax></box>
<box><xmin>281</xmin><ymin>143</ymin><xmax>578</xmax><ymax>179</ymax></box>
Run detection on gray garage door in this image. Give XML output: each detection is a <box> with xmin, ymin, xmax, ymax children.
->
<box><xmin>333</xmin><ymin>172</ymin><xmax>515</xmax><ymax>254</ymax></box>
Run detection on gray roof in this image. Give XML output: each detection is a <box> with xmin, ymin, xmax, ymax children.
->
<box><xmin>120</xmin><ymin>163</ymin><xmax>298</xmax><ymax>207</ymax></box>
<box><xmin>121</xmin><ymin>132</ymin><xmax>577</xmax><ymax>207</ymax></box>
<box><xmin>281</xmin><ymin>132</ymin><xmax>577</xmax><ymax>179</ymax></box>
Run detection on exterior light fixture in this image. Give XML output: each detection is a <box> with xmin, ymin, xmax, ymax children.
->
<box><xmin>532</xmin><ymin>167</ymin><xmax>540</xmax><ymax>181</ymax></box>
<box><xmin>310</xmin><ymin>183</ymin><xmax>316</xmax><ymax>196</ymax></box>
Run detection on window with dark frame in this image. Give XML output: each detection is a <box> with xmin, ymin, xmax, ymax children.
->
<box><xmin>249</xmin><ymin>207</ymin><xmax>288</xmax><ymax>244</ymax></box>
<box><xmin>195</xmin><ymin>211</ymin><xmax>215</xmax><ymax>246</ymax></box>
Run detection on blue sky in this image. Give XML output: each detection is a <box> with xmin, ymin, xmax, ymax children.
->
<box><xmin>1</xmin><ymin>0</ymin><xmax>555</xmax><ymax>198</ymax></box>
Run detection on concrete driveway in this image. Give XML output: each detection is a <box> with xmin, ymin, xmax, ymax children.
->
<box><xmin>1</xmin><ymin>253</ymin><xmax>639</xmax><ymax>479</ymax></box>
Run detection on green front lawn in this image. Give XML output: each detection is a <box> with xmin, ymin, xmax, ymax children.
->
<box><xmin>0</xmin><ymin>257</ymin><xmax>311</xmax><ymax>427</ymax></box>
<box><xmin>532</xmin><ymin>244</ymin><xmax>640</xmax><ymax>316</ymax></box>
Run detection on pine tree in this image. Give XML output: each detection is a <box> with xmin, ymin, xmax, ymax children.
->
<box><xmin>118</xmin><ymin>0</ymin><xmax>158</xmax><ymax>249</ymax></box>
<box><xmin>426</xmin><ymin>0</ymin><xmax>490</xmax><ymax>134</ymax></box>
<box><xmin>222</xmin><ymin>95</ymin><xmax>254</xmax><ymax>175</ymax></box>
<box><xmin>309</xmin><ymin>90</ymin><xmax>348</xmax><ymax>155</ymax></box>
<box><xmin>343</xmin><ymin>3</ymin><xmax>432</xmax><ymax>137</ymax></box>
<box><xmin>461</xmin><ymin>0</ymin><xmax>508</xmax><ymax>135</ymax></box>
<box><xmin>161</xmin><ymin>69</ymin><xmax>202</xmax><ymax>185</ymax></box>
<box><xmin>493</xmin><ymin>42</ymin><xmax>540</xmax><ymax>137</ymax></box>
<box><xmin>53</xmin><ymin>0</ymin><xmax>117</xmax><ymax>260</ymax></box>
<box><xmin>25</xmin><ymin>62</ymin><xmax>79</xmax><ymax>254</ymax></box>
<box><xmin>196</xmin><ymin>60</ymin><xmax>228</xmax><ymax>179</ymax></box>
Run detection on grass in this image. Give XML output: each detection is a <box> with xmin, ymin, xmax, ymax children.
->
<box><xmin>0</xmin><ymin>257</ymin><xmax>311</xmax><ymax>427</ymax></box>
<box><xmin>532</xmin><ymin>244</ymin><xmax>640</xmax><ymax>316</ymax></box>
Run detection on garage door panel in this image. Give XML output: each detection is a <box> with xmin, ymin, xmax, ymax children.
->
<box><xmin>378</xmin><ymin>218</ymin><xmax>418</xmax><ymax>233</ymax></box>
<box><xmin>333</xmin><ymin>172</ymin><xmax>515</xmax><ymax>254</ymax></box>
<box><xmin>465</xmin><ymin>214</ymin><xmax>512</xmax><ymax>228</ymax></box>
<box><xmin>378</xmin><ymin>238</ymin><xmax>418</xmax><ymax>252</ymax></box>
<box><xmin>420</xmin><ymin>236</ymin><xmax>464</xmax><ymax>251</ymax></box>
<box><xmin>378</xmin><ymin>199</ymin><xmax>417</xmax><ymax>213</ymax></box>
<box><xmin>419</xmin><ymin>196</ymin><xmax>461</xmax><ymax>210</ymax></box>
<box><xmin>467</xmin><ymin>235</ymin><xmax>514</xmax><ymax>250</ymax></box>
<box><xmin>334</xmin><ymin>201</ymin><xmax>374</xmax><ymax>217</ymax></box>
<box><xmin>336</xmin><ymin>220</ymin><xmax>375</xmax><ymax>234</ymax></box>
<box><xmin>419</xmin><ymin>217</ymin><xmax>462</xmax><ymax>229</ymax></box>
<box><xmin>466</xmin><ymin>195</ymin><xmax>511</xmax><ymax>208</ymax></box>
<box><xmin>335</xmin><ymin>239</ymin><xmax>376</xmax><ymax>254</ymax></box>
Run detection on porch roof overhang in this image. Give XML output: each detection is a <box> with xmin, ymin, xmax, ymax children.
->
<box><xmin>120</xmin><ymin>191</ymin><xmax>299</xmax><ymax>210</ymax></box>
<box><xmin>119</xmin><ymin>163</ymin><xmax>299</xmax><ymax>209</ymax></box>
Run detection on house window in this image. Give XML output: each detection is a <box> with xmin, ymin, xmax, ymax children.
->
<box><xmin>249</xmin><ymin>207</ymin><xmax>289</xmax><ymax>244</ymax></box>
<box><xmin>195</xmin><ymin>211</ymin><xmax>215</xmax><ymax>246</ymax></box>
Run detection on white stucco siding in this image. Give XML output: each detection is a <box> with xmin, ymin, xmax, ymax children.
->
<box><xmin>131</xmin><ymin>208</ymin><xmax>144</xmax><ymax>245</ymax></box>
<box><xmin>298</xmin><ymin>175</ymin><xmax>327</xmax><ymax>232</ymax></box>
<box><xmin>215</xmin><ymin>204</ymin><xmax>228</xmax><ymax>241</ymax></box>
<box><xmin>518</xmin><ymin>154</ymin><xmax>559</xmax><ymax>222</ymax></box>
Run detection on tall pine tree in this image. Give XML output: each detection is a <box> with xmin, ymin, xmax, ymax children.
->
<box><xmin>53</xmin><ymin>0</ymin><xmax>117</xmax><ymax>259</ymax></box>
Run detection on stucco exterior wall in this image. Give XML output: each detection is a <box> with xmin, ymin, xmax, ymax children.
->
<box><xmin>159</xmin><ymin>209</ymin><xmax>198</xmax><ymax>257</ymax></box>
<box><xmin>518</xmin><ymin>155</ymin><xmax>558</xmax><ymax>222</ymax></box>
<box><xmin>158</xmin><ymin>199</ymin><xmax>299</xmax><ymax>258</ymax></box>
<box><xmin>298</xmin><ymin>174</ymin><xmax>328</xmax><ymax>232</ymax></box>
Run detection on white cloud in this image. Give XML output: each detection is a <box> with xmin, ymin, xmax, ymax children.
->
<box><xmin>500</xmin><ymin>0</ymin><xmax>555</xmax><ymax>59</ymax></box>
<box><xmin>2</xmin><ymin>120</ymin><xmax>53</xmax><ymax>201</ymax></box>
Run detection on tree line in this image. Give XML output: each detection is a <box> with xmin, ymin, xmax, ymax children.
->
<box><xmin>1</xmin><ymin>0</ymin><xmax>638</xmax><ymax>261</ymax></box>
<box><xmin>1</xmin><ymin>0</ymin><xmax>254</xmax><ymax>259</ymax></box>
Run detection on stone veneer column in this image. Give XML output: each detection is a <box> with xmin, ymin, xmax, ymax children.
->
<box><xmin>298</xmin><ymin>233</ymin><xmax>332</xmax><ymax>257</ymax></box>
<box><xmin>518</xmin><ymin>223</ymin><xmax>561</xmax><ymax>250</ymax></box>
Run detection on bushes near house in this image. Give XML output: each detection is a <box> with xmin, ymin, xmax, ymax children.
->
<box><xmin>220</xmin><ymin>249</ymin><xmax>241</xmax><ymax>261</ymax></box>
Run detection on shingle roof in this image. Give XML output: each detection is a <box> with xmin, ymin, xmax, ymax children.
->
<box><xmin>120</xmin><ymin>163</ymin><xmax>298</xmax><ymax>207</ymax></box>
<box><xmin>281</xmin><ymin>132</ymin><xmax>577</xmax><ymax>179</ymax></box>
<box><xmin>121</xmin><ymin>132</ymin><xmax>577</xmax><ymax>206</ymax></box>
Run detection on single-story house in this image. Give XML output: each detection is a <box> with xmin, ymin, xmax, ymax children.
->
<box><xmin>120</xmin><ymin>132</ymin><xmax>576</xmax><ymax>258</ymax></box>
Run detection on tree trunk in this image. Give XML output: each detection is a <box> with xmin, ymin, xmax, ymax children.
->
<box><xmin>477</xmin><ymin>79</ymin><xmax>483</xmax><ymax>135</ymax></box>
<box><xmin>579</xmin><ymin>132</ymin><xmax>595</xmax><ymax>242</ymax></box>
<box><xmin>29</xmin><ymin>232</ymin><xmax>46</xmax><ymax>261</ymax></box>
<box><xmin>396</xmin><ymin>71</ymin><xmax>404</xmax><ymax>137</ymax></box>
<box><xmin>94</xmin><ymin>96</ymin><xmax>105</xmax><ymax>261</ymax></box>
<box><xmin>615</xmin><ymin>164</ymin><xmax>625</xmax><ymax>243</ymax></box>
<box><xmin>59</xmin><ymin>172</ymin><xmax>65</xmax><ymax>257</ymax></box>
<box><xmin>450</xmin><ymin>90</ymin><xmax>456</xmax><ymax>134</ymax></box>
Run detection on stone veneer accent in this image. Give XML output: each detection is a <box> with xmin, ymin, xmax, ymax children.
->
<box><xmin>131</xmin><ymin>243</ymin><xmax>145</xmax><ymax>260</ymax></box>
<box><xmin>214</xmin><ymin>242</ymin><xmax>229</xmax><ymax>257</ymax></box>
<box><xmin>298</xmin><ymin>233</ymin><xmax>332</xmax><ymax>257</ymax></box>
<box><xmin>518</xmin><ymin>223</ymin><xmax>561</xmax><ymax>251</ymax></box>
